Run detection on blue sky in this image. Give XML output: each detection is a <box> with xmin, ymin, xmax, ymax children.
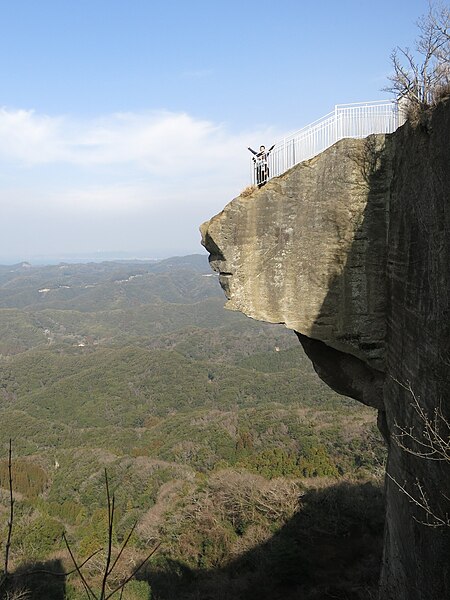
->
<box><xmin>0</xmin><ymin>0</ymin><xmax>433</xmax><ymax>261</ymax></box>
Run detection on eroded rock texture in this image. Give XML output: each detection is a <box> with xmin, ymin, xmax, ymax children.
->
<box><xmin>201</xmin><ymin>100</ymin><xmax>450</xmax><ymax>600</ymax></box>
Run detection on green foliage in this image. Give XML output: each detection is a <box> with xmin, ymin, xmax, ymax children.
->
<box><xmin>38</xmin><ymin>499</ymin><xmax>84</xmax><ymax>525</ymax></box>
<box><xmin>123</xmin><ymin>580</ymin><xmax>152</xmax><ymax>599</ymax></box>
<box><xmin>14</xmin><ymin>514</ymin><xmax>64</xmax><ymax>560</ymax></box>
<box><xmin>241</xmin><ymin>445</ymin><xmax>338</xmax><ymax>479</ymax></box>
<box><xmin>0</xmin><ymin>460</ymin><xmax>47</xmax><ymax>497</ymax></box>
<box><xmin>0</xmin><ymin>257</ymin><xmax>386</xmax><ymax>597</ymax></box>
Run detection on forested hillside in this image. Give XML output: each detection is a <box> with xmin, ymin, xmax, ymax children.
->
<box><xmin>0</xmin><ymin>256</ymin><xmax>385</xmax><ymax>599</ymax></box>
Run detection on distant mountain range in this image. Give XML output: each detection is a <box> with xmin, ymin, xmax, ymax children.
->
<box><xmin>0</xmin><ymin>250</ymin><xmax>208</xmax><ymax>265</ymax></box>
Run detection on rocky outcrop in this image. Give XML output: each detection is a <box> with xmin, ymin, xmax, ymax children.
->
<box><xmin>201</xmin><ymin>100</ymin><xmax>450</xmax><ymax>600</ymax></box>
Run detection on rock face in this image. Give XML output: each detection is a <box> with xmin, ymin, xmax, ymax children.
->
<box><xmin>201</xmin><ymin>100</ymin><xmax>450</xmax><ymax>600</ymax></box>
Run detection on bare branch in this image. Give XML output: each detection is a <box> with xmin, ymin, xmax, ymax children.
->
<box><xmin>390</xmin><ymin>377</ymin><xmax>450</xmax><ymax>528</ymax></box>
<box><xmin>385</xmin><ymin>2</ymin><xmax>450</xmax><ymax>110</ymax></box>
<box><xmin>107</xmin><ymin>521</ymin><xmax>137</xmax><ymax>579</ymax></box>
<box><xmin>25</xmin><ymin>548</ymin><xmax>103</xmax><ymax>578</ymax></box>
<box><xmin>104</xmin><ymin>542</ymin><xmax>161</xmax><ymax>600</ymax></box>
<box><xmin>392</xmin><ymin>380</ymin><xmax>450</xmax><ymax>462</ymax></box>
<box><xmin>100</xmin><ymin>469</ymin><xmax>115</xmax><ymax>600</ymax></box>
<box><xmin>387</xmin><ymin>473</ymin><xmax>450</xmax><ymax>528</ymax></box>
<box><xmin>4</xmin><ymin>439</ymin><xmax>14</xmax><ymax>578</ymax></box>
<box><xmin>63</xmin><ymin>533</ymin><xmax>98</xmax><ymax>600</ymax></box>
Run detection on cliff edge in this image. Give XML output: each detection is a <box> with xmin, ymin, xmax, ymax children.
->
<box><xmin>201</xmin><ymin>99</ymin><xmax>450</xmax><ymax>600</ymax></box>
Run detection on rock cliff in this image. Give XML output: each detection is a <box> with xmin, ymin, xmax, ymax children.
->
<box><xmin>201</xmin><ymin>99</ymin><xmax>450</xmax><ymax>600</ymax></box>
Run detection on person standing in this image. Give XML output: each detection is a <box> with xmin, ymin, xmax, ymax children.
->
<box><xmin>248</xmin><ymin>144</ymin><xmax>275</xmax><ymax>186</ymax></box>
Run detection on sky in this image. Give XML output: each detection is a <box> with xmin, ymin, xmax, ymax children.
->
<box><xmin>0</xmin><ymin>0</ymin><xmax>435</xmax><ymax>262</ymax></box>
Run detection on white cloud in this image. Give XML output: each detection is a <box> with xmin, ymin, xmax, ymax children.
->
<box><xmin>0</xmin><ymin>107</ymin><xmax>281</xmax><ymax>255</ymax></box>
<box><xmin>0</xmin><ymin>108</ymin><xmax>67</xmax><ymax>164</ymax></box>
<box><xmin>0</xmin><ymin>107</ymin><xmax>277</xmax><ymax>176</ymax></box>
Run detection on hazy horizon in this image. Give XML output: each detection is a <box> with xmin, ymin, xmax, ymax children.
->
<box><xmin>0</xmin><ymin>249</ymin><xmax>209</xmax><ymax>266</ymax></box>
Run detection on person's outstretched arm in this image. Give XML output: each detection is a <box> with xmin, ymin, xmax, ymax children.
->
<box><xmin>248</xmin><ymin>147</ymin><xmax>257</xmax><ymax>155</ymax></box>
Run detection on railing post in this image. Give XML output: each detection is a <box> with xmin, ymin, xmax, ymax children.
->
<box><xmin>334</xmin><ymin>105</ymin><xmax>338</xmax><ymax>144</ymax></box>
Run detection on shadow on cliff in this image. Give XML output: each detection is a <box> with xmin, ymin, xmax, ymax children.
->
<box><xmin>191</xmin><ymin>133</ymin><xmax>392</xmax><ymax>600</ymax></box>
<box><xmin>294</xmin><ymin>133</ymin><xmax>395</xmax><ymax>438</ymax></box>
<box><xmin>143</xmin><ymin>480</ymin><xmax>384</xmax><ymax>600</ymax></box>
<box><xmin>1</xmin><ymin>559</ymin><xmax>66</xmax><ymax>599</ymax></box>
<box><xmin>283</xmin><ymin>107</ymin><xmax>450</xmax><ymax>599</ymax></box>
<box><xmin>198</xmin><ymin>101</ymin><xmax>450</xmax><ymax>599</ymax></box>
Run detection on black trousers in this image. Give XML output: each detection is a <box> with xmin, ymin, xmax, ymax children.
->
<box><xmin>256</xmin><ymin>163</ymin><xmax>269</xmax><ymax>186</ymax></box>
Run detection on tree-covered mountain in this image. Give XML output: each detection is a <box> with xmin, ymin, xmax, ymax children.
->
<box><xmin>0</xmin><ymin>256</ymin><xmax>385</xmax><ymax>599</ymax></box>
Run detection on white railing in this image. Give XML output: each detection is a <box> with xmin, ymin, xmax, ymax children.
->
<box><xmin>251</xmin><ymin>100</ymin><xmax>405</xmax><ymax>185</ymax></box>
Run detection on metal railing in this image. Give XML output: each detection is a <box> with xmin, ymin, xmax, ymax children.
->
<box><xmin>251</xmin><ymin>100</ymin><xmax>405</xmax><ymax>185</ymax></box>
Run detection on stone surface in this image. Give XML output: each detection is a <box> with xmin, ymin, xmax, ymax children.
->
<box><xmin>201</xmin><ymin>135</ymin><xmax>390</xmax><ymax>372</ymax></box>
<box><xmin>201</xmin><ymin>100</ymin><xmax>450</xmax><ymax>600</ymax></box>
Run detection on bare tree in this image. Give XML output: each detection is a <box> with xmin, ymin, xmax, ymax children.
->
<box><xmin>0</xmin><ymin>440</ymin><xmax>15</xmax><ymax>597</ymax></box>
<box><xmin>63</xmin><ymin>470</ymin><xmax>160</xmax><ymax>600</ymax></box>
<box><xmin>384</xmin><ymin>2</ymin><xmax>450</xmax><ymax>113</ymax></box>
<box><xmin>388</xmin><ymin>380</ymin><xmax>450</xmax><ymax>528</ymax></box>
<box><xmin>0</xmin><ymin>456</ymin><xmax>158</xmax><ymax>600</ymax></box>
